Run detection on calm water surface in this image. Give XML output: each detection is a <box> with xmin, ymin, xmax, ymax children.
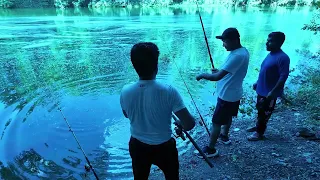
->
<box><xmin>0</xmin><ymin>6</ymin><xmax>318</xmax><ymax>179</ymax></box>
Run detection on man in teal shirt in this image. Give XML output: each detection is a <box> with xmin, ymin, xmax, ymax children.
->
<box><xmin>247</xmin><ymin>32</ymin><xmax>290</xmax><ymax>141</ymax></box>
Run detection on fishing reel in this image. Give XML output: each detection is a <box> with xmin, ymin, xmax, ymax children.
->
<box><xmin>84</xmin><ymin>163</ymin><xmax>91</xmax><ymax>178</ymax></box>
<box><xmin>173</xmin><ymin>122</ymin><xmax>186</xmax><ymax>141</ymax></box>
<box><xmin>85</xmin><ymin>163</ymin><xmax>91</xmax><ymax>172</ymax></box>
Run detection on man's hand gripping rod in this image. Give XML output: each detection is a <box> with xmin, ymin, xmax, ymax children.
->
<box><xmin>172</xmin><ymin>114</ymin><xmax>214</xmax><ymax>168</ymax></box>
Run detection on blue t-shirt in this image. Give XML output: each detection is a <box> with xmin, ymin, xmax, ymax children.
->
<box><xmin>256</xmin><ymin>50</ymin><xmax>290</xmax><ymax>97</ymax></box>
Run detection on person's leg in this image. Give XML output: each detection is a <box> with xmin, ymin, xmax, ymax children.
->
<box><xmin>209</xmin><ymin>123</ymin><xmax>222</xmax><ymax>149</ymax></box>
<box><xmin>221</xmin><ymin>116</ymin><xmax>232</xmax><ymax>137</ymax></box>
<box><xmin>195</xmin><ymin>122</ymin><xmax>220</xmax><ymax>158</ymax></box>
<box><xmin>247</xmin><ymin>96</ymin><xmax>266</xmax><ymax>140</ymax></box>
<box><xmin>256</xmin><ymin>98</ymin><xmax>276</xmax><ymax>135</ymax></box>
<box><xmin>220</xmin><ymin>99</ymin><xmax>239</xmax><ymax>144</ymax></box>
<box><xmin>153</xmin><ymin>138</ymin><xmax>179</xmax><ymax>180</ymax></box>
<box><xmin>247</xmin><ymin>95</ymin><xmax>262</xmax><ymax>132</ymax></box>
<box><xmin>248</xmin><ymin>96</ymin><xmax>276</xmax><ymax>141</ymax></box>
<box><xmin>247</xmin><ymin>94</ymin><xmax>265</xmax><ymax>133</ymax></box>
<box><xmin>197</xmin><ymin>98</ymin><xmax>227</xmax><ymax>157</ymax></box>
<box><xmin>129</xmin><ymin>137</ymin><xmax>152</xmax><ymax>180</ymax></box>
<box><xmin>219</xmin><ymin>116</ymin><xmax>233</xmax><ymax>144</ymax></box>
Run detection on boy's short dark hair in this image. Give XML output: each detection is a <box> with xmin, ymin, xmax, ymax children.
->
<box><xmin>269</xmin><ymin>32</ymin><xmax>286</xmax><ymax>46</ymax></box>
<box><xmin>130</xmin><ymin>42</ymin><xmax>160</xmax><ymax>78</ymax></box>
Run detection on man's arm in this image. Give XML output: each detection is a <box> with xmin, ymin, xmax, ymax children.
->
<box><xmin>170</xmin><ymin>86</ymin><xmax>195</xmax><ymax>131</ymax></box>
<box><xmin>267</xmin><ymin>80</ymin><xmax>286</xmax><ymax>99</ymax></box>
<box><xmin>267</xmin><ymin>56</ymin><xmax>290</xmax><ymax>99</ymax></box>
<box><xmin>196</xmin><ymin>54</ymin><xmax>243</xmax><ymax>82</ymax></box>
<box><xmin>270</xmin><ymin>80</ymin><xmax>286</xmax><ymax>94</ymax></box>
<box><xmin>174</xmin><ymin>108</ymin><xmax>195</xmax><ymax>131</ymax></box>
<box><xmin>196</xmin><ymin>69</ymin><xmax>229</xmax><ymax>81</ymax></box>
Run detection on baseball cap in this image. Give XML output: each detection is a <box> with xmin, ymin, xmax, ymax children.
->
<box><xmin>216</xmin><ymin>28</ymin><xmax>240</xmax><ymax>40</ymax></box>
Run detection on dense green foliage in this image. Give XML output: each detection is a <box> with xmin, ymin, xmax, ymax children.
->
<box><xmin>299</xmin><ymin>3</ymin><xmax>320</xmax><ymax>120</ymax></box>
<box><xmin>302</xmin><ymin>1</ymin><xmax>320</xmax><ymax>34</ymax></box>
<box><xmin>54</xmin><ymin>0</ymin><xmax>87</xmax><ymax>8</ymax></box>
<box><xmin>0</xmin><ymin>0</ymin><xmax>14</xmax><ymax>8</ymax></box>
<box><xmin>294</xmin><ymin>55</ymin><xmax>320</xmax><ymax>120</ymax></box>
<box><xmin>1</xmin><ymin>0</ymin><xmax>320</xmax><ymax>9</ymax></box>
<box><xmin>87</xmin><ymin>0</ymin><xmax>320</xmax><ymax>8</ymax></box>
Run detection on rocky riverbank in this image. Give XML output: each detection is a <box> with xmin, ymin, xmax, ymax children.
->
<box><xmin>149</xmin><ymin>51</ymin><xmax>320</xmax><ymax>180</ymax></box>
<box><xmin>150</xmin><ymin>107</ymin><xmax>320</xmax><ymax>179</ymax></box>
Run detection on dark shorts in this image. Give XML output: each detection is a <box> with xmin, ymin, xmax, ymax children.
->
<box><xmin>129</xmin><ymin>137</ymin><xmax>179</xmax><ymax>180</ymax></box>
<box><xmin>212</xmin><ymin>98</ymin><xmax>240</xmax><ymax>125</ymax></box>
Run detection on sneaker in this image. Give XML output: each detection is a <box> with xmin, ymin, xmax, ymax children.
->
<box><xmin>218</xmin><ymin>134</ymin><xmax>231</xmax><ymax>145</ymax></box>
<box><xmin>246</xmin><ymin>126</ymin><xmax>257</xmax><ymax>132</ymax></box>
<box><xmin>195</xmin><ymin>146</ymin><xmax>219</xmax><ymax>158</ymax></box>
<box><xmin>247</xmin><ymin>132</ymin><xmax>264</xmax><ymax>141</ymax></box>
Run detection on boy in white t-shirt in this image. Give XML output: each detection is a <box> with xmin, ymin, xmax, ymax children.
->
<box><xmin>196</xmin><ymin>28</ymin><xmax>249</xmax><ymax>157</ymax></box>
<box><xmin>120</xmin><ymin>42</ymin><xmax>195</xmax><ymax>180</ymax></box>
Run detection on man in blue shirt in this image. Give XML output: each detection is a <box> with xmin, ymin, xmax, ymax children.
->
<box><xmin>247</xmin><ymin>32</ymin><xmax>290</xmax><ymax>141</ymax></box>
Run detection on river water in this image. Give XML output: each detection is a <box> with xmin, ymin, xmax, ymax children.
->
<box><xmin>0</xmin><ymin>6</ymin><xmax>318</xmax><ymax>180</ymax></box>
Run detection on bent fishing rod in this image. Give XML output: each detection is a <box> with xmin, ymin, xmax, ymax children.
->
<box><xmin>172</xmin><ymin>114</ymin><xmax>214</xmax><ymax>168</ymax></box>
<box><xmin>195</xmin><ymin>0</ymin><xmax>215</xmax><ymax>69</ymax></box>
<box><xmin>171</xmin><ymin>60</ymin><xmax>211</xmax><ymax>137</ymax></box>
<box><xmin>44</xmin><ymin>83</ymin><xmax>100</xmax><ymax>180</ymax></box>
<box><xmin>57</xmin><ymin>107</ymin><xmax>100</xmax><ymax>180</ymax></box>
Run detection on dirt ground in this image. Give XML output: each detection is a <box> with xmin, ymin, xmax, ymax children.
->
<box><xmin>149</xmin><ymin>106</ymin><xmax>320</xmax><ymax>180</ymax></box>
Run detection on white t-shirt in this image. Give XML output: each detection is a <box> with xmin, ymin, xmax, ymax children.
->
<box><xmin>120</xmin><ymin>80</ymin><xmax>186</xmax><ymax>145</ymax></box>
<box><xmin>217</xmin><ymin>47</ymin><xmax>249</xmax><ymax>102</ymax></box>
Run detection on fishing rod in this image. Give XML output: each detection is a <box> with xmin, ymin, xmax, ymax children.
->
<box><xmin>57</xmin><ymin>107</ymin><xmax>100</xmax><ymax>180</ymax></box>
<box><xmin>172</xmin><ymin>114</ymin><xmax>214</xmax><ymax>168</ymax></box>
<box><xmin>195</xmin><ymin>0</ymin><xmax>215</xmax><ymax>69</ymax></box>
<box><xmin>171</xmin><ymin>55</ymin><xmax>211</xmax><ymax>137</ymax></box>
<box><xmin>44</xmin><ymin>82</ymin><xmax>100</xmax><ymax>180</ymax></box>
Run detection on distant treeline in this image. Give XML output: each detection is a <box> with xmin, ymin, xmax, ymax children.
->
<box><xmin>1</xmin><ymin>0</ymin><xmax>320</xmax><ymax>9</ymax></box>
